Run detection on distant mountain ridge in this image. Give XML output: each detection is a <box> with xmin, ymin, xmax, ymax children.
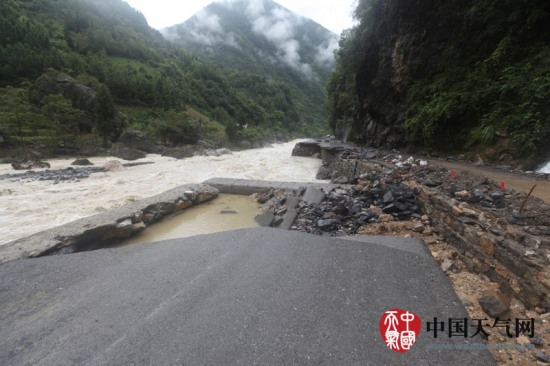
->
<box><xmin>164</xmin><ymin>0</ymin><xmax>339</xmax><ymax>80</ymax></box>
<box><xmin>163</xmin><ymin>0</ymin><xmax>339</xmax><ymax>127</ymax></box>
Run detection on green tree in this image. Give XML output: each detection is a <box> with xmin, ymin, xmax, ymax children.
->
<box><xmin>94</xmin><ymin>84</ymin><xmax>119</xmax><ymax>144</ymax></box>
<box><xmin>41</xmin><ymin>94</ymin><xmax>83</xmax><ymax>144</ymax></box>
<box><xmin>0</xmin><ymin>86</ymin><xmax>33</xmax><ymax>149</ymax></box>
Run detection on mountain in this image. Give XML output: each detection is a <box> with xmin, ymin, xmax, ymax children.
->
<box><xmin>163</xmin><ymin>0</ymin><xmax>339</xmax><ymax>129</ymax></box>
<box><xmin>328</xmin><ymin>0</ymin><xmax>550</xmax><ymax>167</ymax></box>
<box><xmin>0</xmin><ymin>0</ymin><xmax>332</xmax><ymax>154</ymax></box>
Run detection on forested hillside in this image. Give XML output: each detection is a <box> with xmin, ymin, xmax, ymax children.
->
<box><xmin>0</xmin><ymin>0</ymin><xmax>329</xmax><ymax>155</ymax></box>
<box><xmin>164</xmin><ymin>0</ymin><xmax>339</xmax><ymax>131</ymax></box>
<box><xmin>328</xmin><ymin>0</ymin><xmax>549</xmax><ymax>167</ymax></box>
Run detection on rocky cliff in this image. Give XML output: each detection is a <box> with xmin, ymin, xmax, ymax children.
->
<box><xmin>328</xmin><ymin>0</ymin><xmax>550</xmax><ymax>167</ymax></box>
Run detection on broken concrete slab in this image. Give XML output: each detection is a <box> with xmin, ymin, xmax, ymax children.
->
<box><xmin>0</xmin><ymin>184</ymin><xmax>219</xmax><ymax>263</ymax></box>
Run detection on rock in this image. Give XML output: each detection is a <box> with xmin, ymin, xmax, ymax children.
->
<box><xmin>333</xmin><ymin>176</ymin><xmax>349</xmax><ymax>184</ymax></box>
<box><xmin>454</xmin><ymin>190</ymin><xmax>470</xmax><ymax>198</ymax></box>
<box><xmin>132</xmin><ymin>222</ymin><xmax>147</xmax><ymax>232</ymax></box>
<box><xmin>441</xmin><ymin>259</ymin><xmax>455</xmax><ymax>272</ymax></box>
<box><xmin>413</xmin><ymin>222</ymin><xmax>425</xmax><ymax>233</ymax></box>
<box><xmin>461</xmin><ymin>298</ymin><xmax>474</xmax><ymax>307</ymax></box>
<box><xmin>379</xmin><ymin>214</ymin><xmax>395</xmax><ymax>223</ymax></box>
<box><xmin>383</xmin><ymin>204</ymin><xmax>400</xmax><ymax>214</ymax></box>
<box><xmin>273</xmin><ymin>215</ymin><xmax>284</xmax><ymax>227</ymax></box>
<box><xmin>531</xmin><ymin>335</ymin><xmax>545</xmax><ymax>347</ymax></box>
<box><xmin>536</xmin><ymin>353</ymin><xmax>550</xmax><ymax>363</ymax></box>
<box><xmin>302</xmin><ymin>186</ymin><xmax>326</xmax><ymax>206</ymax></box>
<box><xmin>118</xmin><ymin>131</ymin><xmax>159</xmax><ymax>153</ymax></box>
<box><xmin>508</xmin><ymin>210</ymin><xmax>526</xmax><ymax>226</ymax></box>
<box><xmin>115</xmin><ymin>219</ymin><xmax>134</xmax><ymax>238</ymax></box>
<box><xmin>79</xmin><ymin>141</ymin><xmax>99</xmax><ymax>156</ymax></box>
<box><xmin>257</xmin><ymin>193</ymin><xmax>272</xmax><ymax>204</ymax></box>
<box><xmin>479</xmin><ymin>295</ymin><xmax>510</xmax><ymax>318</ymax></box>
<box><xmin>316</xmin><ymin>166</ymin><xmax>332</xmax><ymax>180</ymax></box>
<box><xmin>383</xmin><ymin>191</ymin><xmax>394</xmax><ymax>204</ymax></box>
<box><xmin>216</xmin><ymin>148</ymin><xmax>233</xmax><ymax>156</ymax></box>
<box><xmin>452</xmin><ymin>206</ymin><xmax>464</xmax><ymax>216</ymax></box>
<box><xmin>31</xmin><ymin>70</ymin><xmax>96</xmax><ymax>113</ymax></box>
<box><xmin>162</xmin><ymin>147</ymin><xmax>196</xmax><ymax>159</ymax></box>
<box><xmin>255</xmin><ymin>212</ymin><xmax>275</xmax><ymax>227</ymax></box>
<box><xmin>111</xmin><ymin>143</ymin><xmax>146</xmax><ymax>161</ymax></box>
<box><xmin>71</xmin><ymin>159</ymin><xmax>94</xmax><ymax>166</ymax></box>
<box><xmin>424</xmin><ymin>227</ymin><xmax>434</xmax><ymax>236</ymax></box>
<box><xmin>318</xmin><ymin>218</ymin><xmax>338</xmax><ymax>230</ymax></box>
<box><xmin>202</xmin><ymin>149</ymin><xmax>220</xmax><ymax>157</ymax></box>
<box><xmin>516</xmin><ymin>335</ymin><xmax>530</xmax><ymax>346</ymax></box>
<box><xmin>103</xmin><ymin>161</ymin><xmax>125</xmax><ymax>172</ymax></box>
<box><xmin>11</xmin><ymin>157</ymin><xmax>51</xmax><ymax>170</ymax></box>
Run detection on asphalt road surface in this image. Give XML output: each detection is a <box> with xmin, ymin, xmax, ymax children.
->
<box><xmin>0</xmin><ymin>228</ymin><xmax>495</xmax><ymax>365</ymax></box>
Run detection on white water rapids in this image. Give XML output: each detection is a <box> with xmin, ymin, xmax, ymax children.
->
<box><xmin>539</xmin><ymin>161</ymin><xmax>550</xmax><ymax>174</ymax></box>
<box><xmin>0</xmin><ymin>140</ymin><xmax>326</xmax><ymax>246</ymax></box>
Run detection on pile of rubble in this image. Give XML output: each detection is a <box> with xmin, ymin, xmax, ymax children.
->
<box><xmin>293</xmin><ymin>175</ymin><xmax>422</xmax><ymax>236</ymax></box>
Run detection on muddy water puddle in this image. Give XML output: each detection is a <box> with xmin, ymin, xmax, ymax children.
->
<box><xmin>120</xmin><ymin>194</ymin><xmax>262</xmax><ymax>246</ymax></box>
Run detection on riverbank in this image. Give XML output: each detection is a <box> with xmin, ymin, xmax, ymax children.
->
<box><xmin>0</xmin><ymin>141</ymin><xmax>326</xmax><ymax>246</ymax></box>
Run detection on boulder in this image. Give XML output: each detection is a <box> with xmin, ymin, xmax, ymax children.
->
<box><xmin>162</xmin><ymin>147</ymin><xmax>196</xmax><ymax>159</ymax></box>
<box><xmin>216</xmin><ymin>148</ymin><xmax>233</xmax><ymax>156</ymax></box>
<box><xmin>255</xmin><ymin>212</ymin><xmax>275</xmax><ymax>227</ymax></box>
<box><xmin>11</xmin><ymin>157</ymin><xmax>50</xmax><ymax>170</ymax></box>
<box><xmin>103</xmin><ymin>161</ymin><xmax>125</xmax><ymax>172</ymax></box>
<box><xmin>71</xmin><ymin>159</ymin><xmax>94</xmax><ymax>166</ymax></box>
<box><xmin>30</xmin><ymin>71</ymin><xmax>96</xmax><ymax>112</ymax></box>
<box><xmin>316</xmin><ymin>166</ymin><xmax>332</xmax><ymax>180</ymax></box>
<box><xmin>111</xmin><ymin>144</ymin><xmax>146</xmax><ymax>161</ymax></box>
<box><xmin>202</xmin><ymin>149</ymin><xmax>220</xmax><ymax>157</ymax></box>
<box><xmin>478</xmin><ymin>295</ymin><xmax>509</xmax><ymax>318</ymax></box>
<box><xmin>117</xmin><ymin>131</ymin><xmax>159</xmax><ymax>154</ymax></box>
<box><xmin>302</xmin><ymin>186</ymin><xmax>326</xmax><ymax>206</ymax></box>
<box><xmin>79</xmin><ymin>141</ymin><xmax>99</xmax><ymax>156</ymax></box>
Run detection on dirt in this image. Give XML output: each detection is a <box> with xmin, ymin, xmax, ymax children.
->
<box><xmin>427</xmin><ymin>158</ymin><xmax>550</xmax><ymax>203</ymax></box>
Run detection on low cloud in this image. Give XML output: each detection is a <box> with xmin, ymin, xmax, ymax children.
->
<box><xmin>315</xmin><ymin>35</ymin><xmax>339</xmax><ymax>67</ymax></box>
<box><xmin>195</xmin><ymin>10</ymin><xmax>223</xmax><ymax>34</ymax></box>
<box><xmin>246</xmin><ymin>0</ymin><xmax>315</xmax><ymax>77</ymax></box>
<box><xmin>168</xmin><ymin>0</ymin><xmax>338</xmax><ymax>77</ymax></box>
<box><xmin>166</xmin><ymin>7</ymin><xmax>241</xmax><ymax>50</ymax></box>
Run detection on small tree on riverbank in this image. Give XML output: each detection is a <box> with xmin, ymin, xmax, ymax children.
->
<box><xmin>94</xmin><ymin>84</ymin><xmax>119</xmax><ymax>145</ymax></box>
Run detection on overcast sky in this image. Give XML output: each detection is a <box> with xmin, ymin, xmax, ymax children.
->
<box><xmin>123</xmin><ymin>0</ymin><xmax>357</xmax><ymax>34</ymax></box>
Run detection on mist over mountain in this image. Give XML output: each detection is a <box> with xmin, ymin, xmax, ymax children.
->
<box><xmin>164</xmin><ymin>0</ymin><xmax>339</xmax><ymax>80</ymax></box>
<box><xmin>162</xmin><ymin>0</ymin><xmax>338</xmax><ymax>127</ymax></box>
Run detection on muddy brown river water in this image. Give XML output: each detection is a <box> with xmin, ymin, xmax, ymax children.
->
<box><xmin>120</xmin><ymin>194</ymin><xmax>263</xmax><ymax>246</ymax></box>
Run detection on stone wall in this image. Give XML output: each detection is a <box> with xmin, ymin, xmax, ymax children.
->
<box><xmin>418</xmin><ymin>185</ymin><xmax>550</xmax><ymax>309</ymax></box>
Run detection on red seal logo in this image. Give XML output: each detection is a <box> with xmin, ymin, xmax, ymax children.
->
<box><xmin>379</xmin><ymin>309</ymin><xmax>422</xmax><ymax>353</ymax></box>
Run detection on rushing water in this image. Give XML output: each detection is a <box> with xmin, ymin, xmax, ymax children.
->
<box><xmin>0</xmin><ymin>140</ymin><xmax>325</xmax><ymax>246</ymax></box>
<box><xmin>539</xmin><ymin>161</ymin><xmax>550</xmax><ymax>174</ymax></box>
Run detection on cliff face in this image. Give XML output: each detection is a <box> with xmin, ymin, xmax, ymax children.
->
<box><xmin>353</xmin><ymin>1</ymin><xmax>460</xmax><ymax>145</ymax></box>
<box><xmin>329</xmin><ymin>0</ymin><xmax>550</xmax><ymax>164</ymax></box>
